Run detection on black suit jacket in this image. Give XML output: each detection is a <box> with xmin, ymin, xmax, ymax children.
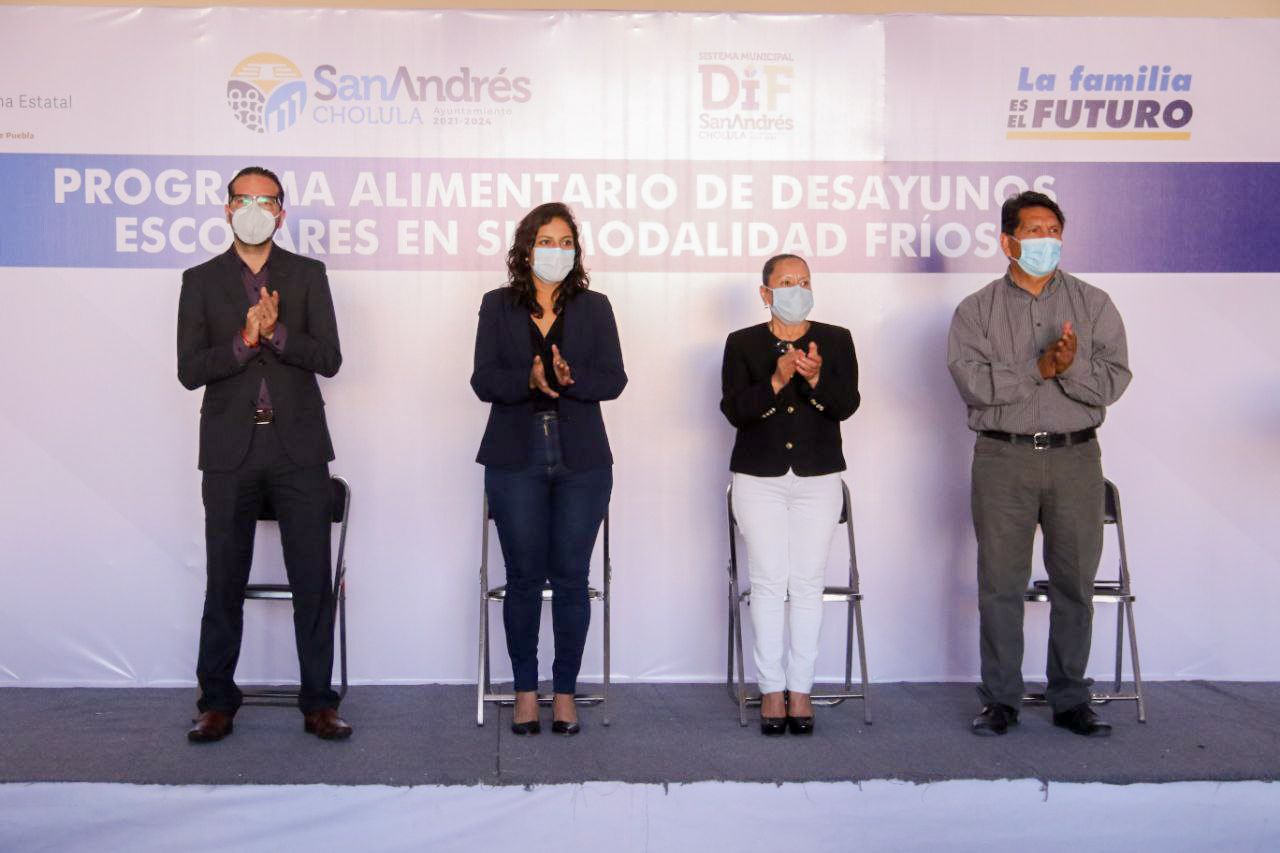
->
<box><xmin>471</xmin><ymin>287</ymin><xmax>627</xmax><ymax>470</ymax></box>
<box><xmin>177</xmin><ymin>246</ymin><xmax>342</xmax><ymax>472</ymax></box>
<box><xmin>721</xmin><ymin>321</ymin><xmax>860</xmax><ymax>476</ymax></box>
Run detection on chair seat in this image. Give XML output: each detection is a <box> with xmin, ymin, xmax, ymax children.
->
<box><xmin>485</xmin><ymin>584</ymin><xmax>605</xmax><ymax>602</ymax></box>
<box><xmin>738</xmin><ymin>585</ymin><xmax>863</xmax><ymax>603</ymax></box>
<box><xmin>1024</xmin><ymin>579</ymin><xmax>1134</xmax><ymax>603</ymax></box>
<box><xmin>245</xmin><ymin>583</ymin><xmax>294</xmax><ymax>600</ymax></box>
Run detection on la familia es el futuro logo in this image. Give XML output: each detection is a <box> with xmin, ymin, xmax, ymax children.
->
<box><xmin>1005</xmin><ymin>63</ymin><xmax>1194</xmax><ymax>141</ymax></box>
<box><xmin>227</xmin><ymin>52</ymin><xmax>531</xmax><ymax>133</ymax></box>
<box><xmin>697</xmin><ymin>50</ymin><xmax>795</xmax><ymax>140</ymax></box>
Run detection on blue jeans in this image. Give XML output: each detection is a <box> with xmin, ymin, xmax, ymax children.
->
<box><xmin>485</xmin><ymin>413</ymin><xmax>612</xmax><ymax>694</ymax></box>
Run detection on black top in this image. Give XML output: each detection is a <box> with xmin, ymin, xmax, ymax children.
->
<box><xmin>720</xmin><ymin>321</ymin><xmax>860</xmax><ymax>477</ymax></box>
<box><xmin>472</xmin><ymin>287</ymin><xmax>627</xmax><ymax>471</ymax></box>
<box><xmin>529</xmin><ymin>311</ymin><xmax>565</xmax><ymax>412</ymax></box>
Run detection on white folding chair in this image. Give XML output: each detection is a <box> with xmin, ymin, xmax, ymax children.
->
<box><xmin>476</xmin><ymin>494</ymin><xmax>612</xmax><ymax>726</ymax></box>
<box><xmin>1022</xmin><ymin>478</ymin><xmax>1146</xmax><ymax>721</ymax></box>
<box><xmin>726</xmin><ymin>479</ymin><xmax>870</xmax><ymax>726</ymax></box>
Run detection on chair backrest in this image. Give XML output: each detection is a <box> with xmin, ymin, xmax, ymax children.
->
<box><xmin>258</xmin><ymin>476</ymin><xmax>350</xmax><ymax>524</ymax></box>
<box><xmin>1103</xmin><ymin>478</ymin><xmax>1119</xmax><ymax>526</ymax></box>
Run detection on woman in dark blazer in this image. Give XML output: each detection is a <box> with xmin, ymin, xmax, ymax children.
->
<box><xmin>720</xmin><ymin>254</ymin><xmax>860</xmax><ymax>735</ymax></box>
<box><xmin>470</xmin><ymin>202</ymin><xmax>626</xmax><ymax>736</ymax></box>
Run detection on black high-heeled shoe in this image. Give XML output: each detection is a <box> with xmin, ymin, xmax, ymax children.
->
<box><xmin>786</xmin><ymin>715</ymin><xmax>814</xmax><ymax>735</ymax></box>
<box><xmin>551</xmin><ymin>719</ymin><xmax>581</xmax><ymax>736</ymax></box>
<box><xmin>760</xmin><ymin>716</ymin><xmax>787</xmax><ymax>736</ymax></box>
<box><xmin>510</xmin><ymin>719</ymin><xmax>541</xmax><ymax>735</ymax></box>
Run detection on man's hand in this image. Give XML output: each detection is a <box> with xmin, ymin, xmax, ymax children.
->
<box><xmin>1052</xmin><ymin>321</ymin><xmax>1077</xmax><ymax>374</ymax></box>
<box><xmin>795</xmin><ymin>341</ymin><xmax>822</xmax><ymax>389</ymax></box>
<box><xmin>1038</xmin><ymin>321</ymin><xmax>1077</xmax><ymax>379</ymax></box>
<box><xmin>771</xmin><ymin>345</ymin><xmax>800</xmax><ymax>394</ymax></box>
<box><xmin>242</xmin><ymin>304</ymin><xmax>262</xmax><ymax>347</ymax></box>
<box><xmin>550</xmin><ymin>344</ymin><xmax>574</xmax><ymax>387</ymax></box>
<box><xmin>530</xmin><ymin>355</ymin><xmax>559</xmax><ymax>398</ymax></box>
<box><xmin>257</xmin><ymin>287</ymin><xmax>280</xmax><ymax>339</ymax></box>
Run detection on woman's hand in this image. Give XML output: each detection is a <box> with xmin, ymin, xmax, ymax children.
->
<box><xmin>795</xmin><ymin>342</ymin><xmax>822</xmax><ymax>389</ymax></box>
<box><xmin>771</xmin><ymin>345</ymin><xmax>799</xmax><ymax>394</ymax></box>
<box><xmin>529</xmin><ymin>355</ymin><xmax>559</xmax><ymax>398</ymax></box>
<box><xmin>550</xmin><ymin>344</ymin><xmax>574</xmax><ymax>387</ymax></box>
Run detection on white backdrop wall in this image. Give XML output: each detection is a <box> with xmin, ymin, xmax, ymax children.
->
<box><xmin>1</xmin><ymin>7</ymin><xmax>1277</xmax><ymax>687</ymax></box>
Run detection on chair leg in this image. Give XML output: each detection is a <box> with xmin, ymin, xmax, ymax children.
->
<box><xmin>844</xmin><ymin>600</ymin><xmax>854</xmax><ymax>692</ymax></box>
<box><xmin>726</xmin><ymin>591</ymin><xmax>737</xmax><ymax>702</ymax></box>
<box><xmin>477</xmin><ymin>597</ymin><xmax>487</xmax><ymax>727</ymax></box>
<box><xmin>1114</xmin><ymin>604</ymin><xmax>1125</xmax><ymax>693</ymax></box>
<box><xmin>338</xmin><ymin>587</ymin><xmax>348</xmax><ymax>700</ymax></box>
<box><xmin>854</xmin><ymin>599</ymin><xmax>871</xmax><ymax>724</ymax></box>
<box><xmin>602</xmin><ymin>586</ymin><xmax>612</xmax><ymax>728</ymax></box>
<box><xmin>1125</xmin><ymin>599</ymin><xmax>1146</xmax><ymax>723</ymax></box>
<box><xmin>733</xmin><ymin>594</ymin><xmax>748</xmax><ymax>728</ymax></box>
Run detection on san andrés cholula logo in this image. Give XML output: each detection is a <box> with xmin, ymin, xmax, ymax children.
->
<box><xmin>227</xmin><ymin>53</ymin><xmax>532</xmax><ymax>132</ymax></box>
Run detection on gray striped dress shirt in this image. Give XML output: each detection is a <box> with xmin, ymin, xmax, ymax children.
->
<box><xmin>947</xmin><ymin>269</ymin><xmax>1131</xmax><ymax>434</ymax></box>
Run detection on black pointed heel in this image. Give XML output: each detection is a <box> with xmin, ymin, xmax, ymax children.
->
<box><xmin>510</xmin><ymin>719</ymin><xmax>541</xmax><ymax>735</ymax></box>
<box><xmin>786</xmin><ymin>716</ymin><xmax>814</xmax><ymax>735</ymax></box>
<box><xmin>552</xmin><ymin>720</ymin><xmax>581</xmax><ymax>736</ymax></box>
<box><xmin>760</xmin><ymin>716</ymin><xmax>787</xmax><ymax>736</ymax></box>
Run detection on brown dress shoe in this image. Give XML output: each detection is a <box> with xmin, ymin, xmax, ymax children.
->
<box><xmin>187</xmin><ymin>710</ymin><xmax>234</xmax><ymax>742</ymax></box>
<box><xmin>303</xmin><ymin>708</ymin><xmax>353</xmax><ymax>740</ymax></box>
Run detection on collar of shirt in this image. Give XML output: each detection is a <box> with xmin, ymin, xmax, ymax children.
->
<box><xmin>1003</xmin><ymin>268</ymin><xmax>1062</xmax><ymax>301</ymax></box>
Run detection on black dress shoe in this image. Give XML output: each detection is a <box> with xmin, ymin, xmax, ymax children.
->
<box><xmin>971</xmin><ymin>703</ymin><xmax>1019</xmax><ymax>736</ymax></box>
<box><xmin>511</xmin><ymin>719</ymin><xmax>542</xmax><ymax>735</ymax></box>
<box><xmin>187</xmin><ymin>710</ymin><xmax>234</xmax><ymax>742</ymax></box>
<box><xmin>760</xmin><ymin>716</ymin><xmax>787</xmax><ymax>736</ymax></box>
<box><xmin>551</xmin><ymin>720</ymin><xmax>581</xmax><ymax>736</ymax></box>
<box><xmin>1053</xmin><ymin>703</ymin><xmax>1112</xmax><ymax>738</ymax></box>
<box><xmin>786</xmin><ymin>716</ymin><xmax>814</xmax><ymax>735</ymax></box>
<box><xmin>304</xmin><ymin>708</ymin><xmax>354</xmax><ymax>740</ymax></box>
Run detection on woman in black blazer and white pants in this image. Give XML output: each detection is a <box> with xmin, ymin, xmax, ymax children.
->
<box><xmin>720</xmin><ymin>254</ymin><xmax>860</xmax><ymax>735</ymax></box>
<box><xmin>470</xmin><ymin>202</ymin><xmax>627</xmax><ymax>736</ymax></box>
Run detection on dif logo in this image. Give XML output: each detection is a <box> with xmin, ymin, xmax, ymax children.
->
<box><xmin>227</xmin><ymin>53</ymin><xmax>308</xmax><ymax>133</ymax></box>
<box><xmin>698</xmin><ymin>63</ymin><xmax>793</xmax><ymax>111</ymax></box>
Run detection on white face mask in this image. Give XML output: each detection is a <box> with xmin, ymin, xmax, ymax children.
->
<box><xmin>531</xmin><ymin>247</ymin><xmax>575</xmax><ymax>284</ymax></box>
<box><xmin>231</xmin><ymin>202</ymin><xmax>279</xmax><ymax>246</ymax></box>
<box><xmin>768</xmin><ymin>284</ymin><xmax>814</xmax><ymax>324</ymax></box>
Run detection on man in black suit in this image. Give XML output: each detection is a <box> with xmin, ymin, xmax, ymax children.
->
<box><xmin>177</xmin><ymin>165</ymin><xmax>352</xmax><ymax>742</ymax></box>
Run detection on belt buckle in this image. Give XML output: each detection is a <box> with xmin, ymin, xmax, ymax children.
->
<box><xmin>1032</xmin><ymin>431</ymin><xmax>1050</xmax><ymax>451</ymax></box>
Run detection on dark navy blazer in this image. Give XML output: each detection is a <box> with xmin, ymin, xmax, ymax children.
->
<box><xmin>471</xmin><ymin>287</ymin><xmax>627</xmax><ymax>470</ymax></box>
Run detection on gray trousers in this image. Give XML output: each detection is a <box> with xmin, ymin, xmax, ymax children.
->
<box><xmin>971</xmin><ymin>435</ymin><xmax>1104</xmax><ymax>712</ymax></box>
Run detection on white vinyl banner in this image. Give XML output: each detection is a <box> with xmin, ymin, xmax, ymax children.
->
<box><xmin>1</xmin><ymin>7</ymin><xmax>1277</xmax><ymax>688</ymax></box>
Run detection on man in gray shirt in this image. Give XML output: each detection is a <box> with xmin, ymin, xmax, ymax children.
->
<box><xmin>947</xmin><ymin>191</ymin><xmax>1131</xmax><ymax>737</ymax></box>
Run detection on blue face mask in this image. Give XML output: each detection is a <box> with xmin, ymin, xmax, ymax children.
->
<box><xmin>768</xmin><ymin>285</ymin><xmax>814</xmax><ymax>324</ymax></box>
<box><xmin>1012</xmin><ymin>237</ymin><xmax>1062</xmax><ymax>277</ymax></box>
<box><xmin>531</xmin><ymin>247</ymin><xmax>575</xmax><ymax>284</ymax></box>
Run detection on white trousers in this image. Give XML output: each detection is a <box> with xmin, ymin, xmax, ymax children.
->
<box><xmin>732</xmin><ymin>470</ymin><xmax>843</xmax><ymax>695</ymax></box>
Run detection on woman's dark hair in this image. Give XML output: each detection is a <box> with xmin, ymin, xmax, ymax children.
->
<box><xmin>761</xmin><ymin>253</ymin><xmax>806</xmax><ymax>286</ymax></box>
<box><xmin>505</xmin><ymin>202</ymin><xmax>590</xmax><ymax>317</ymax></box>
<box><xmin>1001</xmin><ymin>191</ymin><xmax>1065</xmax><ymax>236</ymax></box>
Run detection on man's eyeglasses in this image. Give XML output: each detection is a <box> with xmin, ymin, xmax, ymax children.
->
<box><xmin>229</xmin><ymin>194</ymin><xmax>282</xmax><ymax>211</ymax></box>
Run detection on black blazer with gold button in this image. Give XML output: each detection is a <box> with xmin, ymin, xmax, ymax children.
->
<box><xmin>720</xmin><ymin>321</ymin><xmax>860</xmax><ymax>477</ymax></box>
<box><xmin>471</xmin><ymin>287</ymin><xmax>626</xmax><ymax>471</ymax></box>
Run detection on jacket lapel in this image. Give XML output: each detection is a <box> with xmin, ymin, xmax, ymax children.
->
<box><xmin>504</xmin><ymin>289</ymin><xmax>533</xmax><ymax>364</ymax></box>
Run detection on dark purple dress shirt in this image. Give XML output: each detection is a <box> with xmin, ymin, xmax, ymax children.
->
<box><xmin>229</xmin><ymin>253</ymin><xmax>288</xmax><ymax>412</ymax></box>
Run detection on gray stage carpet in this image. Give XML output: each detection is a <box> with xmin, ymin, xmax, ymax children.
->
<box><xmin>1</xmin><ymin>682</ymin><xmax>1276</xmax><ymax>787</ymax></box>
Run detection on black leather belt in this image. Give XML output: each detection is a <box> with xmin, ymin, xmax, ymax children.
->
<box><xmin>980</xmin><ymin>428</ymin><xmax>1095</xmax><ymax>450</ymax></box>
<box><xmin>254</xmin><ymin>408</ymin><xmax>274</xmax><ymax>425</ymax></box>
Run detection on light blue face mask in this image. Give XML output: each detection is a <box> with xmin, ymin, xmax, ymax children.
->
<box><xmin>1012</xmin><ymin>237</ymin><xmax>1062</xmax><ymax>277</ymax></box>
<box><xmin>532</xmin><ymin>247</ymin><xmax>575</xmax><ymax>284</ymax></box>
<box><xmin>768</xmin><ymin>284</ymin><xmax>814</xmax><ymax>324</ymax></box>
